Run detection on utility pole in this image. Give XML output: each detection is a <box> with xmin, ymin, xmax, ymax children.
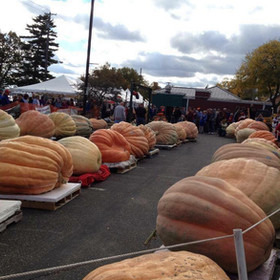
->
<box><xmin>83</xmin><ymin>0</ymin><xmax>95</xmax><ymax>115</ymax></box>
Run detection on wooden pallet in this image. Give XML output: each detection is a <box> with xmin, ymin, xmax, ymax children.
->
<box><xmin>155</xmin><ymin>143</ymin><xmax>177</xmax><ymax>150</ymax></box>
<box><xmin>147</xmin><ymin>148</ymin><xmax>160</xmax><ymax>157</ymax></box>
<box><xmin>0</xmin><ymin>183</ymin><xmax>81</xmax><ymax>211</ymax></box>
<box><xmin>0</xmin><ymin>211</ymin><xmax>22</xmax><ymax>233</ymax></box>
<box><xmin>105</xmin><ymin>155</ymin><xmax>137</xmax><ymax>174</ymax></box>
<box><xmin>116</xmin><ymin>162</ymin><xmax>137</xmax><ymax>174</ymax></box>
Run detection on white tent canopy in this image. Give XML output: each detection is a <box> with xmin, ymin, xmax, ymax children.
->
<box><xmin>10</xmin><ymin>75</ymin><xmax>81</xmax><ymax>96</ymax></box>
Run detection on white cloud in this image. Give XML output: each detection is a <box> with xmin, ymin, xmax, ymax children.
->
<box><xmin>1</xmin><ymin>0</ymin><xmax>280</xmax><ymax>87</ymax></box>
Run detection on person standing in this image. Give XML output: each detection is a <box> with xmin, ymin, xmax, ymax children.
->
<box><xmin>135</xmin><ymin>103</ymin><xmax>147</xmax><ymax>125</ymax></box>
<box><xmin>0</xmin><ymin>89</ymin><xmax>11</xmax><ymax>106</ymax></box>
<box><xmin>113</xmin><ymin>102</ymin><xmax>126</xmax><ymax>123</ymax></box>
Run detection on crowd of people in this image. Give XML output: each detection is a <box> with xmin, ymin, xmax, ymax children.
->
<box><xmin>0</xmin><ymin>90</ymin><xmax>75</xmax><ymax>109</ymax></box>
<box><xmin>101</xmin><ymin>102</ymin><xmax>273</xmax><ymax>138</ymax></box>
<box><xmin>2</xmin><ymin>88</ymin><xmax>279</xmax><ymax>141</ymax></box>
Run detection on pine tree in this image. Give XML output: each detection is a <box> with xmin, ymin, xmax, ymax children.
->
<box><xmin>18</xmin><ymin>12</ymin><xmax>60</xmax><ymax>86</ymax></box>
<box><xmin>0</xmin><ymin>31</ymin><xmax>22</xmax><ymax>89</ymax></box>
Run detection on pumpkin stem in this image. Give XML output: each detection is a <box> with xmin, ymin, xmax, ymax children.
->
<box><xmin>144</xmin><ymin>229</ymin><xmax>157</xmax><ymax>247</ymax></box>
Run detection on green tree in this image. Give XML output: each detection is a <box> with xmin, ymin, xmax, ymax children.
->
<box><xmin>0</xmin><ymin>31</ymin><xmax>22</xmax><ymax>89</ymax></box>
<box><xmin>80</xmin><ymin>63</ymin><xmax>148</xmax><ymax>105</ymax></box>
<box><xmin>18</xmin><ymin>12</ymin><xmax>60</xmax><ymax>85</ymax></box>
<box><xmin>219</xmin><ymin>40</ymin><xmax>280</xmax><ymax>110</ymax></box>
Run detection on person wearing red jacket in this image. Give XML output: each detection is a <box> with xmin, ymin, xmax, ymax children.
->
<box><xmin>275</xmin><ymin>122</ymin><xmax>280</xmax><ymax>141</ymax></box>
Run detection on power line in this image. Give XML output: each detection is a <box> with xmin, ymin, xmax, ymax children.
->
<box><xmin>19</xmin><ymin>0</ymin><xmax>50</xmax><ymax>15</ymax></box>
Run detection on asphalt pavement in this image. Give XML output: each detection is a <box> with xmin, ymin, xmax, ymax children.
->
<box><xmin>0</xmin><ymin>133</ymin><xmax>235</xmax><ymax>280</ymax></box>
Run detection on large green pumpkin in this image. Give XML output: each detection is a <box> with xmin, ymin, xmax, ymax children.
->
<box><xmin>71</xmin><ymin>115</ymin><xmax>93</xmax><ymax>137</ymax></box>
<box><xmin>156</xmin><ymin>176</ymin><xmax>275</xmax><ymax>273</ymax></box>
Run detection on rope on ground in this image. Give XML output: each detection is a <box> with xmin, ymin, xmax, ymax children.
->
<box><xmin>1</xmin><ymin>206</ymin><xmax>280</xmax><ymax>280</ymax></box>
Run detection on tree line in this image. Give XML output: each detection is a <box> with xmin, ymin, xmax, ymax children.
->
<box><xmin>0</xmin><ymin>13</ymin><xmax>59</xmax><ymax>89</ymax></box>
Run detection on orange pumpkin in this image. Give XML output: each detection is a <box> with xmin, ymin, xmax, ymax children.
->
<box><xmin>248</xmin><ymin>130</ymin><xmax>277</xmax><ymax>144</ymax></box>
<box><xmin>156</xmin><ymin>175</ymin><xmax>275</xmax><ymax>273</ymax></box>
<box><xmin>111</xmin><ymin>121</ymin><xmax>149</xmax><ymax>158</ymax></box>
<box><xmin>89</xmin><ymin>118</ymin><xmax>108</xmax><ymax>130</ymax></box>
<box><xmin>173</xmin><ymin>123</ymin><xmax>187</xmax><ymax>140</ymax></box>
<box><xmin>212</xmin><ymin>143</ymin><xmax>280</xmax><ymax>169</ymax></box>
<box><xmin>196</xmin><ymin>158</ymin><xmax>280</xmax><ymax>229</ymax></box>
<box><xmin>247</xmin><ymin>121</ymin><xmax>269</xmax><ymax>131</ymax></box>
<box><xmin>83</xmin><ymin>251</ymin><xmax>230</xmax><ymax>280</ymax></box>
<box><xmin>138</xmin><ymin>124</ymin><xmax>157</xmax><ymax>150</ymax></box>
<box><xmin>16</xmin><ymin>110</ymin><xmax>55</xmax><ymax>138</ymax></box>
<box><xmin>177</xmin><ymin>121</ymin><xmax>198</xmax><ymax>139</ymax></box>
<box><xmin>0</xmin><ymin>136</ymin><xmax>73</xmax><ymax>194</ymax></box>
<box><xmin>242</xmin><ymin>138</ymin><xmax>280</xmax><ymax>158</ymax></box>
<box><xmin>234</xmin><ymin>118</ymin><xmax>255</xmax><ymax>134</ymax></box>
<box><xmin>89</xmin><ymin>129</ymin><xmax>131</xmax><ymax>163</ymax></box>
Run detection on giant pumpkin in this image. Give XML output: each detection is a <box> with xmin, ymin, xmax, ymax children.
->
<box><xmin>111</xmin><ymin>121</ymin><xmax>149</xmax><ymax>158</ymax></box>
<box><xmin>83</xmin><ymin>251</ymin><xmax>230</xmax><ymax>280</ymax></box>
<box><xmin>242</xmin><ymin>138</ymin><xmax>280</xmax><ymax>159</ymax></box>
<box><xmin>16</xmin><ymin>110</ymin><xmax>55</xmax><ymax>138</ymax></box>
<box><xmin>247</xmin><ymin>120</ymin><xmax>269</xmax><ymax>131</ymax></box>
<box><xmin>48</xmin><ymin>112</ymin><xmax>76</xmax><ymax>137</ymax></box>
<box><xmin>196</xmin><ymin>158</ymin><xmax>280</xmax><ymax>229</ymax></box>
<box><xmin>234</xmin><ymin>118</ymin><xmax>255</xmax><ymax>134</ymax></box>
<box><xmin>0</xmin><ymin>135</ymin><xmax>73</xmax><ymax>194</ymax></box>
<box><xmin>177</xmin><ymin>121</ymin><xmax>198</xmax><ymax>139</ymax></box>
<box><xmin>212</xmin><ymin>143</ymin><xmax>280</xmax><ymax>170</ymax></box>
<box><xmin>156</xmin><ymin>175</ymin><xmax>275</xmax><ymax>273</ymax></box>
<box><xmin>248</xmin><ymin>130</ymin><xmax>278</xmax><ymax>144</ymax></box>
<box><xmin>89</xmin><ymin>129</ymin><xmax>131</xmax><ymax>163</ymax></box>
<box><xmin>0</xmin><ymin>109</ymin><xmax>20</xmax><ymax>140</ymax></box>
<box><xmin>58</xmin><ymin>136</ymin><xmax>101</xmax><ymax>175</ymax></box>
<box><xmin>138</xmin><ymin>124</ymin><xmax>157</xmax><ymax>150</ymax></box>
<box><xmin>71</xmin><ymin>115</ymin><xmax>93</xmax><ymax>137</ymax></box>
<box><xmin>146</xmin><ymin>121</ymin><xmax>178</xmax><ymax>145</ymax></box>
<box><xmin>225</xmin><ymin>122</ymin><xmax>239</xmax><ymax>137</ymax></box>
<box><xmin>89</xmin><ymin>118</ymin><xmax>108</xmax><ymax>130</ymax></box>
<box><xmin>172</xmin><ymin>123</ymin><xmax>187</xmax><ymax>140</ymax></box>
<box><xmin>235</xmin><ymin>128</ymin><xmax>256</xmax><ymax>143</ymax></box>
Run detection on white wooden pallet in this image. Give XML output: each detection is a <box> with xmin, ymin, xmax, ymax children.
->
<box><xmin>155</xmin><ymin>143</ymin><xmax>177</xmax><ymax>150</ymax></box>
<box><xmin>0</xmin><ymin>183</ymin><xmax>81</xmax><ymax>211</ymax></box>
<box><xmin>104</xmin><ymin>155</ymin><xmax>137</xmax><ymax>174</ymax></box>
<box><xmin>0</xmin><ymin>200</ymin><xmax>22</xmax><ymax>232</ymax></box>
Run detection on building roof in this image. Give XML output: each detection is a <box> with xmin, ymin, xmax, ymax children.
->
<box><xmin>154</xmin><ymin>85</ymin><xmax>241</xmax><ymax>101</ymax></box>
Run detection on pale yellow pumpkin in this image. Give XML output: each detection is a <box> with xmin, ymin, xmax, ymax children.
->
<box><xmin>0</xmin><ymin>109</ymin><xmax>20</xmax><ymax>140</ymax></box>
<box><xmin>235</xmin><ymin>128</ymin><xmax>256</xmax><ymax>143</ymax></box>
<box><xmin>49</xmin><ymin>112</ymin><xmax>76</xmax><ymax>137</ymax></box>
<box><xmin>58</xmin><ymin>136</ymin><xmax>102</xmax><ymax>175</ymax></box>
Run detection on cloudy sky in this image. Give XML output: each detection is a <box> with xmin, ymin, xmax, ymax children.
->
<box><xmin>1</xmin><ymin>0</ymin><xmax>280</xmax><ymax>88</ymax></box>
